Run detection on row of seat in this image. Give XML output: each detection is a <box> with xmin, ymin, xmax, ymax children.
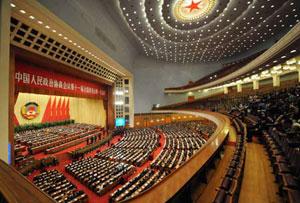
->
<box><xmin>233</xmin><ymin>85</ymin><xmax>300</xmax><ymax>203</ymax></box>
<box><xmin>15</xmin><ymin>123</ymin><xmax>102</xmax><ymax>155</ymax></box>
<box><xmin>18</xmin><ymin>156</ymin><xmax>59</xmax><ymax>176</ymax></box>
<box><xmin>69</xmin><ymin>137</ymin><xmax>108</xmax><ymax>160</ymax></box>
<box><xmin>110</xmin><ymin>168</ymin><xmax>167</xmax><ymax>202</ymax></box>
<box><xmin>109</xmin><ymin>120</ymin><xmax>214</xmax><ymax>201</ymax></box>
<box><xmin>160</xmin><ymin>121</ymin><xmax>215</xmax><ymax>138</ymax></box>
<box><xmin>151</xmin><ymin>148</ymin><xmax>195</xmax><ymax>170</ymax></box>
<box><xmin>33</xmin><ymin>169</ymin><xmax>87</xmax><ymax>203</ymax></box>
<box><xmin>262</xmin><ymin>129</ymin><xmax>300</xmax><ymax>203</ymax></box>
<box><xmin>150</xmin><ymin>121</ymin><xmax>210</xmax><ymax>171</ymax></box>
<box><xmin>95</xmin><ymin>128</ymin><xmax>159</xmax><ymax>166</ymax></box>
<box><xmin>112</xmin><ymin>138</ymin><xmax>158</xmax><ymax>149</ymax></box>
<box><xmin>44</xmin><ymin>131</ymin><xmax>101</xmax><ymax>154</ymax></box>
<box><xmin>65</xmin><ymin>158</ymin><xmax>135</xmax><ymax>196</ymax></box>
<box><xmin>213</xmin><ymin>117</ymin><xmax>246</xmax><ymax>203</ymax></box>
<box><xmin>123</xmin><ymin>128</ymin><xmax>159</xmax><ymax>140</ymax></box>
<box><xmin>96</xmin><ymin>148</ymin><xmax>153</xmax><ymax>166</ymax></box>
<box><xmin>164</xmin><ymin>136</ymin><xmax>205</xmax><ymax>150</ymax></box>
<box><xmin>15</xmin><ymin>123</ymin><xmax>97</xmax><ymax>146</ymax></box>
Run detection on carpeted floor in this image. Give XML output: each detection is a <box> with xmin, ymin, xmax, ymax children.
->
<box><xmin>27</xmin><ymin>133</ymin><xmax>166</xmax><ymax>203</ymax></box>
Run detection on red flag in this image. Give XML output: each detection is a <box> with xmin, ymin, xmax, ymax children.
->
<box><xmin>42</xmin><ymin>97</ymin><xmax>52</xmax><ymax>123</ymax></box>
<box><xmin>51</xmin><ymin>97</ymin><xmax>57</xmax><ymax>122</ymax></box>
<box><xmin>66</xmin><ymin>98</ymin><xmax>70</xmax><ymax>120</ymax></box>
<box><xmin>61</xmin><ymin>98</ymin><xmax>66</xmax><ymax>120</ymax></box>
<box><xmin>57</xmin><ymin>97</ymin><xmax>62</xmax><ymax>121</ymax></box>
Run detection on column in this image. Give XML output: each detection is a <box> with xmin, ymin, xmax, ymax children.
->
<box><xmin>224</xmin><ymin>86</ymin><xmax>228</xmax><ymax>94</ymax></box>
<box><xmin>237</xmin><ymin>84</ymin><xmax>242</xmax><ymax>92</ymax></box>
<box><xmin>253</xmin><ymin>80</ymin><xmax>259</xmax><ymax>90</ymax></box>
<box><xmin>0</xmin><ymin>0</ymin><xmax>11</xmax><ymax>164</ymax></box>
<box><xmin>128</xmin><ymin>77</ymin><xmax>134</xmax><ymax>128</ymax></box>
<box><xmin>298</xmin><ymin>68</ymin><xmax>300</xmax><ymax>83</ymax></box>
<box><xmin>272</xmin><ymin>75</ymin><xmax>280</xmax><ymax>87</ymax></box>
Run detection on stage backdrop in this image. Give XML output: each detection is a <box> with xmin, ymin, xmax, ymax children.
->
<box><xmin>15</xmin><ymin>92</ymin><xmax>106</xmax><ymax>127</ymax></box>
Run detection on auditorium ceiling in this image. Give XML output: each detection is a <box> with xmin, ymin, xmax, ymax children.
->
<box><xmin>105</xmin><ymin>0</ymin><xmax>300</xmax><ymax>64</ymax></box>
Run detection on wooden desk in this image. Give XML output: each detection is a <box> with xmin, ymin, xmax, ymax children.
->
<box><xmin>0</xmin><ymin>160</ymin><xmax>55</xmax><ymax>203</ymax></box>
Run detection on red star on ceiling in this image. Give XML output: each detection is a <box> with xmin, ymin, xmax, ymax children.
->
<box><xmin>185</xmin><ymin>0</ymin><xmax>201</xmax><ymax>13</ymax></box>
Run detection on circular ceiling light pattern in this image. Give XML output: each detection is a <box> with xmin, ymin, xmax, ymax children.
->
<box><xmin>173</xmin><ymin>0</ymin><xmax>217</xmax><ymax>22</ymax></box>
<box><xmin>118</xmin><ymin>0</ymin><xmax>300</xmax><ymax>64</ymax></box>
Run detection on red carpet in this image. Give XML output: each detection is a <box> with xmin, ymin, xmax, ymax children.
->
<box><xmin>27</xmin><ymin>133</ymin><xmax>166</xmax><ymax>203</ymax></box>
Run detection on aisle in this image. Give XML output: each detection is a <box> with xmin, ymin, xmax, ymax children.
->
<box><xmin>239</xmin><ymin>142</ymin><xmax>282</xmax><ymax>203</ymax></box>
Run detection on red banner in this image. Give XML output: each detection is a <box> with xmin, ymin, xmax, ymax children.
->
<box><xmin>15</xmin><ymin>61</ymin><xmax>106</xmax><ymax>99</ymax></box>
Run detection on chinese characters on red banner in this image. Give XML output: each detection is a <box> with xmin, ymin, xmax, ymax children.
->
<box><xmin>15</xmin><ymin>61</ymin><xmax>106</xmax><ymax>98</ymax></box>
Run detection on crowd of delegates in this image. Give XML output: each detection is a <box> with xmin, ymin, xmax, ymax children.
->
<box><xmin>65</xmin><ymin>158</ymin><xmax>135</xmax><ymax>195</ymax></box>
<box><xmin>231</xmin><ymin>85</ymin><xmax>300</xmax><ymax>133</ymax></box>
<box><xmin>18</xmin><ymin>156</ymin><xmax>59</xmax><ymax>176</ymax></box>
<box><xmin>14</xmin><ymin>123</ymin><xmax>102</xmax><ymax>156</ymax></box>
<box><xmin>110</xmin><ymin>121</ymin><xmax>215</xmax><ymax>202</ymax></box>
<box><xmin>96</xmin><ymin>128</ymin><xmax>159</xmax><ymax>166</ymax></box>
<box><xmin>65</xmin><ymin>128</ymin><xmax>159</xmax><ymax>196</ymax></box>
<box><xmin>110</xmin><ymin>168</ymin><xmax>167</xmax><ymax>202</ymax></box>
<box><xmin>26</xmin><ymin>120</ymin><xmax>215</xmax><ymax>202</ymax></box>
<box><xmin>33</xmin><ymin>170</ymin><xmax>87</xmax><ymax>203</ymax></box>
<box><xmin>151</xmin><ymin>121</ymin><xmax>214</xmax><ymax>171</ymax></box>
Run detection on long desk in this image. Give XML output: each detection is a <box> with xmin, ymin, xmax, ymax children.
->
<box><xmin>123</xmin><ymin>110</ymin><xmax>231</xmax><ymax>203</ymax></box>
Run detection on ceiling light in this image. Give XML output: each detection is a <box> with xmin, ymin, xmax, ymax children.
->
<box><xmin>19</xmin><ymin>9</ymin><xmax>26</xmax><ymax>14</ymax></box>
<box><xmin>273</xmin><ymin>65</ymin><xmax>281</xmax><ymax>70</ymax></box>
<box><xmin>10</xmin><ymin>3</ymin><xmax>16</xmax><ymax>7</ymax></box>
<box><xmin>283</xmin><ymin>65</ymin><xmax>290</xmax><ymax>70</ymax></box>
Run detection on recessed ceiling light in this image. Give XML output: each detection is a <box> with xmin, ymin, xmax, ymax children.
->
<box><xmin>10</xmin><ymin>3</ymin><xmax>16</xmax><ymax>7</ymax></box>
<box><xmin>19</xmin><ymin>9</ymin><xmax>26</xmax><ymax>14</ymax></box>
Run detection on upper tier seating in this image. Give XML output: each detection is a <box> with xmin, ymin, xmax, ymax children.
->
<box><xmin>215</xmin><ymin>85</ymin><xmax>300</xmax><ymax>203</ymax></box>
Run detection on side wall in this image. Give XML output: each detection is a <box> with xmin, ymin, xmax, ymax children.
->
<box><xmin>15</xmin><ymin>93</ymin><xmax>106</xmax><ymax>127</ymax></box>
<box><xmin>133</xmin><ymin>56</ymin><xmax>222</xmax><ymax>113</ymax></box>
